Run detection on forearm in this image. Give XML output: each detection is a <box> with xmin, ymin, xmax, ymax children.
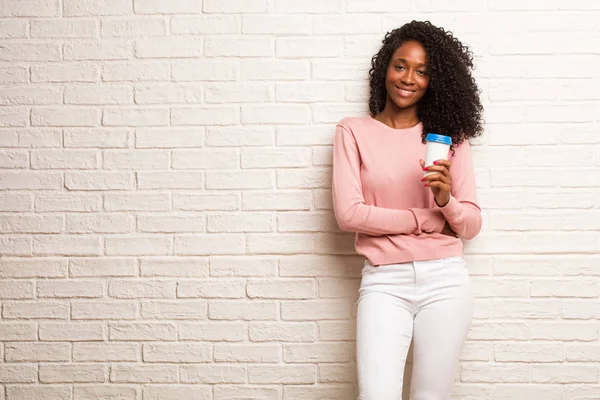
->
<box><xmin>439</xmin><ymin>196</ymin><xmax>482</xmax><ymax>240</ymax></box>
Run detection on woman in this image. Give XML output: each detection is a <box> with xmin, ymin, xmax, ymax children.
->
<box><xmin>332</xmin><ymin>21</ymin><xmax>484</xmax><ymax>400</ymax></box>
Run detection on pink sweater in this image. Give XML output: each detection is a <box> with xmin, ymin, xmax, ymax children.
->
<box><xmin>332</xmin><ymin>116</ymin><xmax>482</xmax><ymax>266</ymax></box>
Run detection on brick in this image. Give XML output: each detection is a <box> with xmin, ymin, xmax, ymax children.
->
<box><xmin>206</xmin><ymin>82</ymin><xmax>273</xmax><ymax>104</ymax></box>
<box><xmin>0</xmin><ymin>323</ymin><xmax>37</xmax><ymax>341</ymax></box>
<box><xmin>0</xmin><ymin>43</ymin><xmax>61</xmax><ymax>61</ymax></box>
<box><xmin>179</xmin><ymin>322</ymin><xmax>246</xmax><ymax>342</ymax></box>
<box><xmin>0</xmin><ymin>235</ymin><xmax>32</xmax><ymax>256</ymax></box>
<box><xmin>33</xmin><ymin>235</ymin><xmax>102</xmax><ymax>256</ymax></box>
<box><xmin>279</xmin><ymin>255</ymin><xmax>359</xmax><ymax>277</ymax></box>
<box><xmin>0</xmin><ymin>281</ymin><xmax>34</xmax><ymax>299</ymax></box>
<box><xmin>64</xmin><ymin>41</ymin><xmax>132</xmax><ymax>60</ymax></box>
<box><xmin>143</xmin><ymin>343</ymin><xmax>211</xmax><ymax>363</ymax></box>
<box><xmin>0</xmin><ymin>86</ymin><xmax>62</xmax><ymax>106</ymax></box>
<box><xmin>143</xmin><ymin>386</ymin><xmax>212</xmax><ymax>400</ymax></box>
<box><xmin>318</xmin><ymin>278</ymin><xmax>359</xmax><ymax>298</ymax></box>
<box><xmin>249</xmin><ymin>322</ymin><xmax>317</xmax><ymax>342</ymax></box>
<box><xmin>73</xmin><ymin>343</ymin><xmax>139</xmax><ymax>361</ymax></box>
<box><xmin>249</xmin><ymin>365</ymin><xmax>316</xmax><ymax>384</ymax></box>
<box><xmin>242</xmin><ymin>148</ymin><xmax>310</xmax><ymax>168</ymax></box>
<box><xmin>3</xmin><ymin>301</ymin><xmax>68</xmax><ymax>319</ymax></box>
<box><xmin>206</xmin><ymin>171</ymin><xmax>273</xmax><ymax>190</ymax></box>
<box><xmin>242</xmin><ymin>15</ymin><xmax>311</xmax><ymax>34</ymax></box>
<box><xmin>7</xmin><ymin>386</ymin><xmax>70</xmax><ymax>400</ymax></box>
<box><xmin>109</xmin><ymin>279</ymin><xmax>176</xmax><ymax>298</ymax></box>
<box><xmin>17</xmin><ymin>129</ymin><xmax>63</xmax><ymax>148</ymax></box>
<box><xmin>0</xmin><ymin>257</ymin><xmax>66</xmax><ymax>278</ymax></box>
<box><xmin>102</xmin><ymin>17</ymin><xmax>167</xmax><ymax>37</ymax></box>
<box><xmin>283</xmin><ymin>343</ymin><xmax>353</xmax><ymax>363</ymax></box>
<box><xmin>214</xmin><ymin>344</ymin><xmax>280</xmax><ymax>363</ymax></box>
<box><xmin>318</xmin><ymin>321</ymin><xmax>355</xmax><ymax>341</ymax></box>
<box><xmin>243</xmin><ymin>191</ymin><xmax>311</xmax><ymax>211</ymax></box>
<box><xmin>247</xmin><ymin>233</ymin><xmax>313</xmax><ymax>254</ymax></box>
<box><xmin>177</xmin><ymin>280</ymin><xmax>245</xmax><ymax>299</ymax></box>
<box><xmin>5</xmin><ymin>343</ymin><xmax>70</xmax><ymax>362</ymax></box>
<box><xmin>135</xmin><ymin>84</ymin><xmax>202</xmax><ymax>104</ymax></box>
<box><xmin>174</xmin><ymin>234</ymin><xmax>245</xmax><ymax>256</ymax></box>
<box><xmin>32</xmin><ymin>64</ymin><xmax>98</xmax><ymax>83</ymax></box>
<box><xmin>135</xmin><ymin>0</ymin><xmax>202</xmax><ymax>14</ymax></box>
<box><xmin>69</xmin><ymin>257</ymin><xmax>136</xmax><ymax>277</ymax></box>
<box><xmin>31</xmin><ymin>150</ymin><xmax>98</xmax><ymax>169</ymax></box>
<box><xmin>174</xmin><ymin>194</ymin><xmax>239</xmax><ymax>212</ymax></box>
<box><xmin>494</xmin><ymin>343</ymin><xmax>565</xmax><ymax>362</ymax></box>
<box><xmin>0</xmin><ymin>192</ymin><xmax>33</xmax><ymax>211</ymax></box>
<box><xmin>137</xmin><ymin>171</ymin><xmax>204</xmax><ymax>189</ymax></box>
<box><xmin>171</xmin><ymin>15</ymin><xmax>238</xmax><ymax>34</ymax></box>
<box><xmin>209</xmin><ymin>301</ymin><xmax>278</xmax><ymax>321</ymax></box>
<box><xmin>277</xmin><ymin>82</ymin><xmax>345</xmax><ymax>102</ymax></box>
<box><xmin>103</xmin><ymin>150</ymin><xmax>169</xmax><ymax>169</ymax></box>
<box><xmin>40</xmin><ymin>322</ymin><xmax>104</xmax><ymax>341</ymax></box>
<box><xmin>247</xmin><ymin>279</ymin><xmax>315</xmax><ymax>299</ymax></box>
<box><xmin>277</xmin><ymin>168</ymin><xmax>331</xmax><ymax>189</ymax></box>
<box><xmin>242</xmin><ymin>104</ymin><xmax>310</xmax><ymax>125</ymax></box>
<box><xmin>65</xmin><ymin>172</ymin><xmax>133</xmax><ymax>191</ymax></box>
<box><xmin>283</xmin><ymin>385</ymin><xmax>354</xmax><ymax>400</ymax></box>
<box><xmin>136</xmin><ymin>128</ymin><xmax>205</xmax><ymax>148</ymax></box>
<box><xmin>282</xmin><ymin>300</ymin><xmax>351</xmax><ymax>321</ymax></box>
<box><xmin>206</xmin><ymin>126</ymin><xmax>274</xmax><ymax>147</ymax></box>
<box><xmin>204</xmin><ymin>0</ymin><xmax>269</xmax><ymax>12</ymax></box>
<box><xmin>461</xmin><ymin>363</ymin><xmax>531</xmax><ymax>383</ymax></box>
<box><xmin>105</xmin><ymin>235</ymin><xmax>172</xmax><ymax>256</ymax></box>
<box><xmin>64</xmin><ymin>0</ymin><xmax>132</xmax><ymax>16</ymax></box>
<box><xmin>141</xmin><ymin>300</ymin><xmax>207</xmax><ymax>319</ymax></box>
<box><xmin>64</xmin><ymin>127</ymin><xmax>130</xmax><ymax>148</ymax></box>
<box><xmin>32</xmin><ymin>107</ymin><xmax>99</xmax><ymax>127</ymax></box>
<box><xmin>172</xmin><ymin>106</ymin><xmax>239</xmax><ymax>126</ymax></box>
<box><xmin>275</xmin><ymin>0</ymin><xmax>341</xmax><ymax>13</ymax></box>
<box><xmin>0</xmin><ymin>215</ymin><xmax>63</xmax><ymax>233</ymax></box>
<box><xmin>65</xmin><ymin>85</ymin><xmax>132</xmax><ymax>105</ymax></box>
<box><xmin>31</xmin><ymin>19</ymin><xmax>98</xmax><ymax>38</ymax></box>
<box><xmin>277</xmin><ymin>37</ymin><xmax>343</xmax><ymax>58</ymax></box>
<box><xmin>71</xmin><ymin>301</ymin><xmax>137</xmax><ymax>320</ymax></box>
<box><xmin>0</xmin><ymin>107</ymin><xmax>27</xmax><ymax>127</ymax></box>
<box><xmin>109</xmin><ymin>323</ymin><xmax>176</xmax><ymax>341</ymax></box>
<box><xmin>215</xmin><ymin>386</ymin><xmax>279</xmax><ymax>400</ymax></box>
<box><xmin>141</xmin><ymin>257</ymin><xmax>209</xmax><ymax>277</ymax></box>
<box><xmin>138</xmin><ymin>215</ymin><xmax>205</xmax><ymax>233</ymax></box>
<box><xmin>172</xmin><ymin>149</ymin><xmax>239</xmax><ymax>169</ymax></box>
<box><xmin>210</xmin><ymin>257</ymin><xmax>278</xmax><ymax>277</ymax></box>
<box><xmin>74</xmin><ymin>386</ymin><xmax>137</xmax><ymax>400</ymax></box>
<box><xmin>0</xmin><ymin>66</ymin><xmax>28</xmax><ymax>83</ymax></box>
<box><xmin>180</xmin><ymin>365</ymin><xmax>246</xmax><ymax>384</ymax></box>
<box><xmin>103</xmin><ymin>61</ymin><xmax>169</xmax><ymax>81</ymax></box>
<box><xmin>104</xmin><ymin>193</ymin><xmax>170</xmax><ymax>211</ymax></box>
<box><xmin>172</xmin><ymin>59</ymin><xmax>237</xmax><ymax>82</ymax></box>
<box><xmin>110</xmin><ymin>364</ymin><xmax>178</xmax><ymax>383</ymax></box>
<box><xmin>37</xmin><ymin>280</ymin><xmax>103</xmax><ymax>298</ymax></box>
<box><xmin>207</xmin><ymin>213</ymin><xmax>273</xmax><ymax>233</ymax></box>
<box><xmin>277</xmin><ymin>212</ymin><xmax>338</xmax><ymax>232</ymax></box>
<box><xmin>530</xmin><ymin>322</ymin><xmax>598</xmax><ymax>341</ymax></box>
<box><xmin>103</xmin><ymin>108</ymin><xmax>168</xmax><ymax>127</ymax></box>
<box><xmin>39</xmin><ymin>364</ymin><xmax>105</xmax><ymax>383</ymax></box>
<box><xmin>241</xmin><ymin>59</ymin><xmax>309</xmax><ymax>81</ymax></box>
<box><xmin>532</xmin><ymin>364</ymin><xmax>597</xmax><ymax>383</ymax></box>
<box><xmin>135</xmin><ymin>38</ymin><xmax>204</xmax><ymax>58</ymax></box>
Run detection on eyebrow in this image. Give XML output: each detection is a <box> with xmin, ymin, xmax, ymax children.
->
<box><xmin>394</xmin><ymin>58</ymin><xmax>427</xmax><ymax>67</ymax></box>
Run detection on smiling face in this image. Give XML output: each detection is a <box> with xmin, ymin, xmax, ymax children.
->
<box><xmin>385</xmin><ymin>40</ymin><xmax>430</xmax><ymax>112</ymax></box>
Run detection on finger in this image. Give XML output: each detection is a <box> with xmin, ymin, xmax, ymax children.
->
<box><xmin>427</xmin><ymin>167</ymin><xmax>452</xmax><ymax>179</ymax></box>
<box><xmin>422</xmin><ymin>173</ymin><xmax>451</xmax><ymax>184</ymax></box>
<box><xmin>419</xmin><ymin>159</ymin><xmax>425</xmax><ymax>169</ymax></box>
<box><xmin>433</xmin><ymin>159</ymin><xmax>452</xmax><ymax>169</ymax></box>
<box><xmin>423</xmin><ymin>165</ymin><xmax>450</xmax><ymax>177</ymax></box>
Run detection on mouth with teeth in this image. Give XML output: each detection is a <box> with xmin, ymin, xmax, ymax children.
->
<box><xmin>395</xmin><ymin>86</ymin><xmax>417</xmax><ymax>97</ymax></box>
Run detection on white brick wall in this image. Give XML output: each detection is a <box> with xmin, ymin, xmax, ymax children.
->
<box><xmin>0</xmin><ymin>0</ymin><xmax>598</xmax><ymax>399</ymax></box>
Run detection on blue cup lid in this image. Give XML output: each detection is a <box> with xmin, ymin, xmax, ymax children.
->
<box><xmin>426</xmin><ymin>133</ymin><xmax>452</xmax><ymax>145</ymax></box>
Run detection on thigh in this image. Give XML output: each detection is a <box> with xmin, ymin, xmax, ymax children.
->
<box><xmin>410</xmin><ymin>258</ymin><xmax>473</xmax><ymax>400</ymax></box>
<box><xmin>356</xmin><ymin>263</ymin><xmax>415</xmax><ymax>400</ymax></box>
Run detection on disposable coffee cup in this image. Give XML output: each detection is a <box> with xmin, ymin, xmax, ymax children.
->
<box><xmin>424</xmin><ymin>133</ymin><xmax>452</xmax><ymax>176</ymax></box>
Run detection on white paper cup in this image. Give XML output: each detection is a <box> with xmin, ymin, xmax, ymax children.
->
<box><xmin>424</xmin><ymin>133</ymin><xmax>452</xmax><ymax>176</ymax></box>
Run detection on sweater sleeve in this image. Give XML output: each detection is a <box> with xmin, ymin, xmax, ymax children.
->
<box><xmin>438</xmin><ymin>140</ymin><xmax>482</xmax><ymax>240</ymax></box>
<box><xmin>332</xmin><ymin>124</ymin><xmax>445</xmax><ymax>236</ymax></box>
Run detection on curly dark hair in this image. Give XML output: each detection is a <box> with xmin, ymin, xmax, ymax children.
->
<box><xmin>369</xmin><ymin>20</ymin><xmax>484</xmax><ymax>146</ymax></box>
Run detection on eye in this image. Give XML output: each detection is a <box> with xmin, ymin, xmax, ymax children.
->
<box><xmin>417</xmin><ymin>70</ymin><xmax>427</xmax><ymax>76</ymax></box>
<box><xmin>394</xmin><ymin>65</ymin><xmax>405</xmax><ymax>71</ymax></box>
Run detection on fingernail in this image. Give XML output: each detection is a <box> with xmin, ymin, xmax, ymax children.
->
<box><xmin>423</xmin><ymin>167</ymin><xmax>428</xmax><ymax>171</ymax></box>
<box><xmin>433</xmin><ymin>161</ymin><xmax>439</xmax><ymax>164</ymax></box>
<box><xmin>420</xmin><ymin>178</ymin><xmax>425</xmax><ymax>181</ymax></box>
<box><xmin>424</xmin><ymin>184</ymin><xmax>428</xmax><ymax>187</ymax></box>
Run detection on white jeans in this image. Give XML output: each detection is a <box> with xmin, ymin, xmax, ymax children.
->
<box><xmin>356</xmin><ymin>256</ymin><xmax>473</xmax><ymax>400</ymax></box>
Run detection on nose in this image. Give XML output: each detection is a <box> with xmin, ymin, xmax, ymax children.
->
<box><xmin>401</xmin><ymin>69</ymin><xmax>415</xmax><ymax>85</ymax></box>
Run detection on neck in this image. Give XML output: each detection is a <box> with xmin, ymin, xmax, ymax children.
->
<box><xmin>375</xmin><ymin>100</ymin><xmax>420</xmax><ymax>129</ymax></box>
